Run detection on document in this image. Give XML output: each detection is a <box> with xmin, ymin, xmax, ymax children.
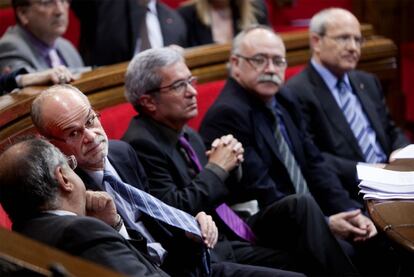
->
<box><xmin>391</xmin><ymin>144</ymin><xmax>414</xmax><ymax>159</ymax></box>
<box><xmin>357</xmin><ymin>163</ymin><xmax>414</xmax><ymax>200</ymax></box>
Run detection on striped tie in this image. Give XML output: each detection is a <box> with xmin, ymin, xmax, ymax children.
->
<box><xmin>337</xmin><ymin>79</ymin><xmax>382</xmax><ymax>163</ymax></box>
<box><xmin>178</xmin><ymin>135</ymin><xmax>256</xmax><ymax>243</ymax></box>
<box><xmin>103</xmin><ymin>170</ymin><xmax>210</xmax><ymax>274</ymax></box>
<box><xmin>269</xmin><ymin>108</ymin><xmax>309</xmax><ymax>194</ymax></box>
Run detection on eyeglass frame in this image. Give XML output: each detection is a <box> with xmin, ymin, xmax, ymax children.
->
<box><xmin>235</xmin><ymin>54</ymin><xmax>288</xmax><ymax>71</ymax></box>
<box><xmin>321</xmin><ymin>34</ymin><xmax>365</xmax><ymax>47</ymax></box>
<box><xmin>146</xmin><ymin>76</ymin><xmax>198</xmax><ymax>95</ymax></box>
<box><xmin>65</xmin><ymin>155</ymin><xmax>77</xmax><ymax>170</ymax></box>
<box><xmin>48</xmin><ymin>109</ymin><xmax>101</xmax><ymax>144</ymax></box>
<box><xmin>29</xmin><ymin>0</ymin><xmax>71</xmax><ymax>8</ymax></box>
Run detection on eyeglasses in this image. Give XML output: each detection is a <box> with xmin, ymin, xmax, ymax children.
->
<box><xmin>50</xmin><ymin>109</ymin><xmax>101</xmax><ymax>144</ymax></box>
<box><xmin>146</xmin><ymin>76</ymin><xmax>198</xmax><ymax>95</ymax></box>
<box><xmin>323</xmin><ymin>34</ymin><xmax>365</xmax><ymax>47</ymax></box>
<box><xmin>236</xmin><ymin>54</ymin><xmax>288</xmax><ymax>70</ymax></box>
<box><xmin>30</xmin><ymin>0</ymin><xmax>71</xmax><ymax>8</ymax></box>
<box><xmin>66</xmin><ymin>155</ymin><xmax>77</xmax><ymax>170</ymax></box>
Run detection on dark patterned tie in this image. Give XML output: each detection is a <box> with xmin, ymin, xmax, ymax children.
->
<box><xmin>178</xmin><ymin>134</ymin><xmax>256</xmax><ymax>243</ymax></box>
<box><xmin>269</xmin><ymin>108</ymin><xmax>309</xmax><ymax>194</ymax></box>
<box><xmin>139</xmin><ymin>8</ymin><xmax>152</xmax><ymax>51</ymax></box>
<box><xmin>337</xmin><ymin>79</ymin><xmax>382</xmax><ymax>163</ymax></box>
<box><xmin>103</xmin><ymin>170</ymin><xmax>210</xmax><ymax>274</ymax></box>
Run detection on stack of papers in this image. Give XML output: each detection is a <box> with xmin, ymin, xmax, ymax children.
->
<box><xmin>357</xmin><ymin>164</ymin><xmax>414</xmax><ymax>200</ymax></box>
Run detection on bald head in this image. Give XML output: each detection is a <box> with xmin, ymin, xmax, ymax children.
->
<box><xmin>31</xmin><ymin>85</ymin><xmax>89</xmax><ymax>137</ymax></box>
<box><xmin>309</xmin><ymin>8</ymin><xmax>360</xmax><ymax>37</ymax></box>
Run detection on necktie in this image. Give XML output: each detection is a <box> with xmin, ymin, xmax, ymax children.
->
<box><xmin>48</xmin><ymin>49</ymin><xmax>62</xmax><ymax>68</ymax></box>
<box><xmin>178</xmin><ymin>134</ymin><xmax>256</xmax><ymax>243</ymax></box>
<box><xmin>103</xmin><ymin>170</ymin><xmax>210</xmax><ymax>275</ymax></box>
<box><xmin>269</xmin><ymin>108</ymin><xmax>309</xmax><ymax>194</ymax></box>
<box><xmin>139</xmin><ymin>9</ymin><xmax>152</xmax><ymax>51</ymax></box>
<box><xmin>337</xmin><ymin>79</ymin><xmax>382</xmax><ymax>163</ymax></box>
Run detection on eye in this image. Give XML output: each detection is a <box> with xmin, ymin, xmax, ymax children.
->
<box><xmin>85</xmin><ymin>115</ymin><xmax>95</xmax><ymax>127</ymax></box>
<box><xmin>68</xmin><ymin>130</ymin><xmax>80</xmax><ymax>138</ymax></box>
<box><xmin>171</xmin><ymin>81</ymin><xmax>187</xmax><ymax>92</ymax></box>
<box><xmin>253</xmin><ymin>56</ymin><xmax>266</xmax><ymax>66</ymax></box>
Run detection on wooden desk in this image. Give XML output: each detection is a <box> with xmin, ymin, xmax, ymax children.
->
<box><xmin>366</xmin><ymin>159</ymin><xmax>414</xmax><ymax>253</ymax></box>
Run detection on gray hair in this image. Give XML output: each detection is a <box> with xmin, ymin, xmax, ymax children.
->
<box><xmin>31</xmin><ymin>84</ymin><xmax>89</xmax><ymax>136</ymax></box>
<box><xmin>309</xmin><ymin>8</ymin><xmax>353</xmax><ymax>36</ymax></box>
<box><xmin>125</xmin><ymin>47</ymin><xmax>184</xmax><ymax>112</ymax></box>
<box><xmin>232</xmin><ymin>24</ymin><xmax>280</xmax><ymax>55</ymax></box>
<box><xmin>0</xmin><ymin>138</ymin><xmax>68</xmax><ymax>223</ymax></box>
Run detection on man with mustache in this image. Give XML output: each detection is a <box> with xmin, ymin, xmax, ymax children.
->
<box><xmin>122</xmin><ymin>47</ymin><xmax>357</xmax><ymax>276</ymax></box>
<box><xmin>0</xmin><ymin>0</ymin><xmax>83</xmax><ymax>77</ymax></box>
<box><xmin>285</xmin><ymin>8</ymin><xmax>409</xmax><ymax>204</ymax></box>
<box><xmin>200</xmin><ymin>25</ymin><xmax>379</xmax><ymax>248</ymax></box>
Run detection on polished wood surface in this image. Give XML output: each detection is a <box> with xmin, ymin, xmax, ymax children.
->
<box><xmin>0</xmin><ymin>227</ymin><xmax>123</xmax><ymax>276</ymax></box>
<box><xmin>0</xmin><ymin>25</ymin><xmax>397</xmax><ymax>152</ymax></box>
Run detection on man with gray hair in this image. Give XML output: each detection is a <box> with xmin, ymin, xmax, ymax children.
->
<box><xmin>0</xmin><ymin>138</ymin><xmax>168</xmax><ymax>276</ymax></box>
<box><xmin>122</xmin><ymin>46</ymin><xmax>357</xmax><ymax>276</ymax></box>
<box><xmin>285</xmin><ymin>8</ymin><xmax>409</xmax><ymax>204</ymax></box>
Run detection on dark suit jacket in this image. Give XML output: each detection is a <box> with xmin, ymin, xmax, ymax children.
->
<box><xmin>76</xmin><ymin>140</ymin><xmax>207</xmax><ymax>276</ymax></box>
<box><xmin>13</xmin><ymin>213</ymin><xmax>168</xmax><ymax>276</ymax></box>
<box><xmin>200</xmin><ymin>78</ymin><xmax>361</xmax><ymax>216</ymax></box>
<box><xmin>71</xmin><ymin>0</ymin><xmax>187</xmax><ymax>66</ymax></box>
<box><xmin>0</xmin><ymin>68</ymin><xmax>26</xmax><ymax>95</ymax></box>
<box><xmin>285</xmin><ymin>64</ymin><xmax>409</xmax><ymax>201</ymax></box>
<box><xmin>178</xmin><ymin>0</ymin><xmax>268</xmax><ymax>47</ymax></box>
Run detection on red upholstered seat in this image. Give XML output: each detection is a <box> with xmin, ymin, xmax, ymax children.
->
<box><xmin>100</xmin><ymin>103</ymin><xmax>138</xmax><ymax>140</ymax></box>
<box><xmin>0</xmin><ymin>204</ymin><xmax>11</xmax><ymax>229</ymax></box>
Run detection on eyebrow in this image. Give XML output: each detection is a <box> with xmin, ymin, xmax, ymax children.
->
<box><xmin>61</xmin><ymin>108</ymin><xmax>93</xmax><ymax>134</ymax></box>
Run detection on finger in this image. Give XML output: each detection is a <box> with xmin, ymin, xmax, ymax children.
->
<box><xmin>341</xmin><ymin>209</ymin><xmax>361</xmax><ymax>220</ymax></box>
<box><xmin>211</xmin><ymin>139</ymin><xmax>221</xmax><ymax>148</ymax></box>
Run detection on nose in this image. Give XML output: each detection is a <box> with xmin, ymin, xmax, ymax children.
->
<box><xmin>54</xmin><ymin>0</ymin><xmax>66</xmax><ymax>13</ymax></box>
<box><xmin>82</xmin><ymin>128</ymin><xmax>97</xmax><ymax>144</ymax></box>
<box><xmin>264</xmin><ymin>58</ymin><xmax>277</xmax><ymax>73</ymax></box>
<box><xmin>186</xmin><ymin>82</ymin><xmax>197</xmax><ymax>97</ymax></box>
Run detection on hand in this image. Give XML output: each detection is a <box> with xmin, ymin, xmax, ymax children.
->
<box><xmin>195</xmin><ymin>211</ymin><xmax>218</xmax><ymax>249</ymax></box>
<box><xmin>348</xmin><ymin>213</ymin><xmax>377</xmax><ymax>242</ymax></box>
<box><xmin>19</xmin><ymin>66</ymin><xmax>76</xmax><ymax>87</ymax></box>
<box><xmin>85</xmin><ymin>190</ymin><xmax>118</xmax><ymax>227</ymax></box>
<box><xmin>328</xmin><ymin>209</ymin><xmax>375</xmax><ymax>241</ymax></box>
<box><xmin>206</xmin><ymin>134</ymin><xmax>244</xmax><ymax>172</ymax></box>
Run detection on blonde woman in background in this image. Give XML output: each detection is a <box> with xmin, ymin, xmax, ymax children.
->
<box><xmin>178</xmin><ymin>0</ymin><xmax>269</xmax><ymax>47</ymax></box>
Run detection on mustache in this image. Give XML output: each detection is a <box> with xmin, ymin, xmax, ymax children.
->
<box><xmin>257</xmin><ymin>74</ymin><xmax>283</xmax><ymax>86</ymax></box>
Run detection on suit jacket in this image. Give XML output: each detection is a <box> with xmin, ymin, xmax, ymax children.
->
<box><xmin>71</xmin><ymin>0</ymin><xmax>187</xmax><ymax>66</ymax></box>
<box><xmin>13</xmin><ymin>213</ymin><xmax>168</xmax><ymax>276</ymax></box>
<box><xmin>178</xmin><ymin>0</ymin><xmax>268</xmax><ymax>47</ymax></box>
<box><xmin>199</xmin><ymin>78</ymin><xmax>362</xmax><ymax>216</ymax></box>
<box><xmin>75</xmin><ymin>140</ymin><xmax>207</xmax><ymax>276</ymax></box>
<box><xmin>0</xmin><ymin>25</ymin><xmax>84</xmax><ymax>72</ymax></box>
<box><xmin>285</xmin><ymin>64</ymin><xmax>409</xmax><ymax>201</ymax></box>
<box><xmin>0</xmin><ymin>68</ymin><xmax>26</xmax><ymax>95</ymax></box>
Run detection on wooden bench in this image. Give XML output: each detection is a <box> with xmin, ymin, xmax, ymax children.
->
<box><xmin>1</xmin><ymin>24</ymin><xmax>400</xmax><ymax>151</ymax></box>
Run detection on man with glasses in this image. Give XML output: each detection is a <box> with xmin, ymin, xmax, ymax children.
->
<box><xmin>200</xmin><ymin>23</ymin><xmax>381</xmax><ymax>248</ymax></box>
<box><xmin>0</xmin><ymin>138</ymin><xmax>169</xmax><ymax>276</ymax></box>
<box><xmin>0</xmin><ymin>0</ymin><xmax>83</xmax><ymax>77</ymax></box>
<box><xmin>122</xmin><ymin>47</ymin><xmax>358</xmax><ymax>276</ymax></box>
<box><xmin>30</xmin><ymin>84</ymin><xmax>304</xmax><ymax>276</ymax></box>
<box><xmin>285</xmin><ymin>8</ymin><xmax>409</xmax><ymax>204</ymax></box>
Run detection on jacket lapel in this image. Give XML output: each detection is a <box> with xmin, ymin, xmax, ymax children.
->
<box><xmin>308</xmin><ymin>65</ymin><xmax>364</xmax><ymax>158</ymax></box>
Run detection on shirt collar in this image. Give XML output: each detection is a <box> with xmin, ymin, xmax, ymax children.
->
<box><xmin>147</xmin><ymin>0</ymin><xmax>157</xmax><ymax>15</ymax></box>
<box><xmin>22</xmin><ymin>27</ymin><xmax>56</xmax><ymax>58</ymax></box>
<box><xmin>45</xmin><ymin>210</ymin><xmax>77</xmax><ymax>216</ymax></box>
<box><xmin>311</xmin><ymin>58</ymin><xmax>352</xmax><ymax>91</ymax></box>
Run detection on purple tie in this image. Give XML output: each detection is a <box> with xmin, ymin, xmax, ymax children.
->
<box><xmin>178</xmin><ymin>134</ymin><xmax>256</xmax><ymax>243</ymax></box>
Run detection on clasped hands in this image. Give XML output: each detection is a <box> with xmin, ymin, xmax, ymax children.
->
<box><xmin>329</xmin><ymin>209</ymin><xmax>377</xmax><ymax>242</ymax></box>
<box><xmin>206</xmin><ymin>134</ymin><xmax>244</xmax><ymax>172</ymax></box>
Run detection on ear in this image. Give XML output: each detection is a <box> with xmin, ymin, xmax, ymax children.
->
<box><xmin>16</xmin><ymin>7</ymin><xmax>29</xmax><ymax>26</ymax></box>
<box><xmin>230</xmin><ymin>55</ymin><xmax>241</xmax><ymax>77</ymax></box>
<box><xmin>138</xmin><ymin>95</ymin><xmax>157</xmax><ymax>113</ymax></box>
<box><xmin>55</xmin><ymin>166</ymin><xmax>73</xmax><ymax>193</ymax></box>
<box><xmin>310</xmin><ymin>32</ymin><xmax>322</xmax><ymax>53</ymax></box>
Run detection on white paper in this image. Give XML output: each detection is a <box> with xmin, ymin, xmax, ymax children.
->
<box><xmin>392</xmin><ymin>144</ymin><xmax>414</xmax><ymax>159</ymax></box>
<box><xmin>356</xmin><ymin>164</ymin><xmax>414</xmax><ymax>185</ymax></box>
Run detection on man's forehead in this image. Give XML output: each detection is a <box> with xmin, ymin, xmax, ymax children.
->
<box><xmin>242</xmin><ymin>31</ymin><xmax>285</xmax><ymax>54</ymax></box>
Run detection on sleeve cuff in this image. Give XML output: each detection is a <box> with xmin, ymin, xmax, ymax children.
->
<box><xmin>205</xmin><ymin>163</ymin><xmax>229</xmax><ymax>181</ymax></box>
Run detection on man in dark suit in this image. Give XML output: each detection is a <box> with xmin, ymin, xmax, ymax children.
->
<box><xmin>71</xmin><ymin>0</ymin><xmax>188</xmax><ymax>66</ymax></box>
<box><xmin>30</xmin><ymin>84</ymin><xmax>301</xmax><ymax>277</ymax></box>
<box><xmin>199</xmin><ymin>25</ymin><xmax>378</xmax><ymax>244</ymax></box>
<box><xmin>0</xmin><ymin>138</ymin><xmax>168</xmax><ymax>276</ymax></box>
<box><xmin>121</xmin><ymin>47</ymin><xmax>358</xmax><ymax>276</ymax></box>
<box><xmin>285</xmin><ymin>8</ymin><xmax>409</xmax><ymax>203</ymax></box>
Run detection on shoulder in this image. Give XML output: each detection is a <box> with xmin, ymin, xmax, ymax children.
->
<box><xmin>177</xmin><ymin>4</ymin><xmax>196</xmax><ymax>18</ymax></box>
<box><xmin>55</xmin><ymin>37</ymin><xmax>78</xmax><ymax>51</ymax></box>
<box><xmin>0</xmin><ymin>26</ymin><xmax>30</xmax><ymax>50</ymax></box>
